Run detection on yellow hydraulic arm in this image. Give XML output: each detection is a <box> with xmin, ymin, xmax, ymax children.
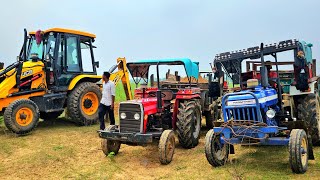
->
<box><xmin>109</xmin><ymin>57</ymin><xmax>133</xmax><ymax>100</ymax></box>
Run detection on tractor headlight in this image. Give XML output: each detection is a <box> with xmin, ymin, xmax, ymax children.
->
<box><xmin>120</xmin><ymin>112</ymin><xmax>127</xmax><ymax>119</ymax></box>
<box><xmin>134</xmin><ymin>113</ymin><xmax>140</xmax><ymax>120</ymax></box>
<box><xmin>266</xmin><ymin>109</ymin><xmax>276</xmax><ymax>119</ymax></box>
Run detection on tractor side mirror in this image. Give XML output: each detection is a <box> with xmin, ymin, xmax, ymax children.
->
<box><xmin>94</xmin><ymin>61</ymin><xmax>100</xmax><ymax>68</ymax></box>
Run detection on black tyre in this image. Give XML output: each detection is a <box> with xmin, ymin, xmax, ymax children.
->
<box><xmin>4</xmin><ymin>99</ymin><xmax>40</xmax><ymax>135</ymax></box>
<box><xmin>176</xmin><ymin>100</ymin><xmax>201</xmax><ymax>148</ymax></box>
<box><xmin>205</xmin><ymin>129</ymin><xmax>229</xmax><ymax>167</ymax></box>
<box><xmin>289</xmin><ymin>129</ymin><xmax>308</xmax><ymax>174</ymax></box>
<box><xmin>101</xmin><ymin>125</ymin><xmax>121</xmax><ymax>155</ymax></box>
<box><xmin>297</xmin><ymin>94</ymin><xmax>320</xmax><ymax>144</ymax></box>
<box><xmin>67</xmin><ymin>82</ymin><xmax>102</xmax><ymax>126</ymax></box>
<box><xmin>40</xmin><ymin>111</ymin><xmax>64</xmax><ymax>120</ymax></box>
<box><xmin>159</xmin><ymin>130</ymin><xmax>175</xmax><ymax>165</ymax></box>
<box><xmin>205</xmin><ymin>102</ymin><xmax>219</xmax><ymax>129</ymax></box>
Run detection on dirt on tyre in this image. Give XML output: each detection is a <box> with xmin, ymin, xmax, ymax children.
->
<box><xmin>297</xmin><ymin>94</ymin><xmax>320</xmax><ymax>145</ymax></box>
<box><xmin>101</xmin><ymin>125</ymin><xmax>121</xmax><ymax>155</ymax></box>
<box><xmin>159</xmin><ymin>130</ymin><xmax>175</xmax><ymax>165</ymax></box>
<box><xmin>176</xmin><ymin>100</ymin><xmax>201</xmax><ymax>149</ymax></box>
<box><xmin>289</xmin><ymin>129</ymin><xmax>308</xmax><ymax>174</ymax></box>
<box><xmin>4</xmin><ymin>99</ymin><xmax>40</xmax><ymax>135</ymax></box>
<box><xmin>40</xmin><ymin>111</ymin><xmax>64</xmax><ymax>120</ymax></box>
<box><xmin>67</xmin><ymin>82</ymin><xmax>102</xmax><ymax>126</ymax></box>
<box><xmin>205</xmin><ymin>129</ymin><xmax>229</xmax><ymax>167</ymax></box>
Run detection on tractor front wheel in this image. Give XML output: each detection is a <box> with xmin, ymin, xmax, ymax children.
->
<box><xmin>289</xmin><ymin>129</ymin><xmax>308</xmax><ymax>174</ymax></box>
<box><xmin>159</xmin><ymin>130</ymin><xmax>175</xmax><ymax>165</ymax></box>
<box><xmin>205</xmin><ymin>129</ymin><xmax>229</xmax><ymax>167</ymax></box>
<box><xmin>67</xmin><ymin>82</ymin><xmax>102</xmax><ymax>126</ymax></box>
<box><xmin>4</xmin><ymin>99</ymin><xmax>40</xmax><ymax>135</ymax></box>
<box><xmin>176</xmin><ymin>100</ymin><xmax>201</xmax><ymax>148</ymax></box>
<box><xmin>101</xmin><ymin>125</ymin><xmax>121</xmax><ymax>155</ymax></box>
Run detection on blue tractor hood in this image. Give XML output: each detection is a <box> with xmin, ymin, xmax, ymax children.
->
<box><xmin>227</xmin><ymin>86</ymin><xmax>278</xmax><ymax>109</ymax></box>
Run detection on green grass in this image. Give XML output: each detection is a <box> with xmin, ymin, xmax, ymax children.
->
<box><xmin>1</xmin><ymin>119</ymin><xmax>320</xmax><ymax>179</ymax></box>
<box><xmin>115</xmin><ymin>82</ymin><xmax>137</xmax><ymax>102</ymax></box>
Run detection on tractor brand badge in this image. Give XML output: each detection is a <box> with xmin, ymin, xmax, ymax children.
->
<box><xmin>22</xmin><ymin>70</ymin><xmax>33</xmax><ymax>77</ymax></box>
<box><xmin>227</xmin><ymin>99</ymin><xmax>256</xmax><ymax>106</ymax></box>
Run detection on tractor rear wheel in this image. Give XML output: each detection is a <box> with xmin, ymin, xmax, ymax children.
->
<box><xmin>159</xmin><ymin>130</ymin><xmax>175</xmax><ymax>165</ymax></box>
<box><xmin>176</xmin><ymin>100</ymin><xmax>201</xmax><ymax>148</ymax></box>
<box><xmin>205</xmin><ymin>129</ymin><xmax>229</xmax><ymax>167</ymax></box>
<box><xmin>67</xmin><ymin>82</ymin><xmax>102</xmax><ymax>126</ymax></box>
<box><xmin>289</xmin><ymin>129</ymin><xmax>308</xmax><ymax>174</ymax></box>
<box><xmin>4</xmin><ymin>99</ymin><xmax>40</xmax><ymax>135</ymax></box>
<box><xmin>40</xmin><ymin>111</ymin><xmax>64</xmax><ymax>120</ymax></box>
<box><xmin>101</xmin><ymin>125</ymin><xmax>121</xmax><ymax>155</ymax></box>
<box><xmin>205</xmin><ymin>102</ymin><xmax>219</xmax><ymax>129</ymax></box>
<box><xmin>297</xmin><ymin>94</ymin><xmax>320</xmax><ymax>144</ymax></box>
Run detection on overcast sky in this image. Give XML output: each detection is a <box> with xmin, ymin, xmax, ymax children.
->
<box><xmin>0</xmin><ymin>0</ymin><xmax>319</xmax><ymax>74</ymax></box>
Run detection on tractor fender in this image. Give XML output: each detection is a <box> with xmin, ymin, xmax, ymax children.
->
<box><xmin>68</xmin><ymin>75</ymin><xmax>102</xmax><ymax>91</ymax></box>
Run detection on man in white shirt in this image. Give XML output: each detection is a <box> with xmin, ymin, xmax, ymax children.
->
<box><xmin>98</xmin><ymin>71</ymin><xmax>115</xmax><ymax>130</ymax></box>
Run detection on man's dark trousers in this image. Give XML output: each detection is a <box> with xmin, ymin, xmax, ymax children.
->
<box><xmin>98</xmin><ymin>103</ymin><xmax>115</xmax><ymax>130</ymax></box>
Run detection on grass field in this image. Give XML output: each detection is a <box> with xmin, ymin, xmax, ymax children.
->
<box><xmin>1</xmin><ymin>116</ymin><xmax>320</xmax><ymax>180</ymax></box>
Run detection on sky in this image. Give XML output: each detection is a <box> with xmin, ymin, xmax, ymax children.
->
<box><xmin>0</xmin><ymin>0</ymin><xmax>319</xmax><ymax>75</ymax></box>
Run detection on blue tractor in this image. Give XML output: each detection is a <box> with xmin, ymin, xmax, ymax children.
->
<box><xmin>205</xmin><ymin>39</ymin><xmax>319</xmax><ymax>173</ymax></box>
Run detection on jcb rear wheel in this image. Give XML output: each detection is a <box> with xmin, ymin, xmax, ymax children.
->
<box><xmin>289</xmin><ymin>129</ymin><xmax>308</xmax><ymax>174</ymax></box>
<box><xmin>4</xmin><ymin>99</ymin><xmax>39</xmax><ymax>135</ymax></box>
<box><xmin>67</xmin><ymin>82</ymin><xmax>102</xmax><ymax>126</ymax></box>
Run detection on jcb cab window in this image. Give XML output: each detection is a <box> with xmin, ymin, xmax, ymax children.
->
<box><xmin>66</xmin><ymin>36</ymin><xmax>80</xmax><ymax>72</ymax></box>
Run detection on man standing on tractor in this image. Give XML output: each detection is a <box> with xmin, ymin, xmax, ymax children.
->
<box><xmin>98</xmin><ymin>72</ymin><xmax>116</xmax><ymax>130</ymax></box>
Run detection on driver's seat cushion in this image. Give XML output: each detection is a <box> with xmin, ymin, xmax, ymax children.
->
<box><xmin>161</xmin><ymin>90</ymin><xmax>174</xmax><ymax>101</ymax></box>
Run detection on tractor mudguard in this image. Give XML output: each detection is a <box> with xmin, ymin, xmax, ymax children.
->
<box><xmin>68</xmin><ymin>74</ymin><xmax>102</xmax><ymax>90</ymax></box>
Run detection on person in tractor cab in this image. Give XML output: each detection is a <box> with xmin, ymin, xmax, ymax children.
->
<box><xmin>98</xmin><ymin>71</ymin><xmax>116</xmax><ymax>130</ymax></box>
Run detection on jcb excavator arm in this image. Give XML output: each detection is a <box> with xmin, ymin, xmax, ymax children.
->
<box><xmin>109</xmin><ymin>57</ymin><xmax>132</xmax><ymax>100</ymax></box>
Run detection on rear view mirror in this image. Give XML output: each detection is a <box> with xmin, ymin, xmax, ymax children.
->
<box><xmin>94</xmin><ymin>61</ymin><xmax>100</xmax><ymax>68</ymax></box>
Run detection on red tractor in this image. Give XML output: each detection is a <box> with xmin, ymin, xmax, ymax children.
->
<box><xmin>98</xmin><ymin>58</ymin><xmax>205</xmax><ymax>164</ymax></box>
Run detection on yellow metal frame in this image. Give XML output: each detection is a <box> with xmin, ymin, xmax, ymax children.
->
<box><xmin>68</xmin><ymin>74</ymin><xmax>102</xmax><ymax>90</ymax></box>
<box><xmin>29</xmin><ymin>28</ymin><xmax>96</xmax><ymax>38</ymax></box>
<box><xmin>109</xmin><ymin>57</ymin><xmax>133</xmax><ymax>100</ymax></box>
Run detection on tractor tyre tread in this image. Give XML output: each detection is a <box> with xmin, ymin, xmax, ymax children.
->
<box><xmin>289</xmin><ymin>129</ymin><xmax>308</xmax><ymax>174</ymax></box>
<box><xmin>176</xmin><ymin>100</ymin><xmax>201</xmax><ymax>149</ymax></box>
<box><xmin>159</xmin><ymin>130</ymin><xmax>175</xmax><ymax>165</ymax></box>
<box><xmin>297</xmin><ymin>94</ymin><xmax>320</xmax><ymax>144</ymax></box>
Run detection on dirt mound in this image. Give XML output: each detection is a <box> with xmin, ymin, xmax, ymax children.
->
<box><xmin>180</xmin><ymin>76</ymin><xmax>208</xmax><ymax>83</ymax></box>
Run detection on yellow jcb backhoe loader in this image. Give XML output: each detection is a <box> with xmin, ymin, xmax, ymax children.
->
<box><xmin>0</xmin><ymin>28</ymin><xmax>104</xmax><ymax>135</ymax></box>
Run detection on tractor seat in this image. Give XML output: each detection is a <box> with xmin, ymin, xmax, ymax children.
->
<box><xmin>161</xmin><ymin>90</ymin><xmax>174</xmax><ymax>101</ymax></box>
<box><xmin>247</xmin><ymin>79</ymin><xmax>259</xmax><ymax>89</ymax></box>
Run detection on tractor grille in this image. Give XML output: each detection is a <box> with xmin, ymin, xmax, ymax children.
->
<box><xmin>224</xmin><ymin>107</ymin><xmax>260</xmax><ymax>122</ymax></box>
<box><xmin>119</xmin><ymin>103</ymin><xmax>142</xmax><ymax>133</ymax></box>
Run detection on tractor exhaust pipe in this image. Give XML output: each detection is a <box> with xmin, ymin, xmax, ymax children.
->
<box><xmin>260</xmin><ymin>43</ymin><xmax>268</xmax><ymax>88</ymax></box>
<box><xmin>156</xmin><ymin>63</ymin><xmax>162</xmax><ymax>112</ymax></box>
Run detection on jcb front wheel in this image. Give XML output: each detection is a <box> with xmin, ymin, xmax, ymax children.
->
<box><xmin>67</xmin><ymin>82</ymin><xmax>102</xmax><ymax>126</ymax></box>
<box><xmin>4</xmin><ymin>99</ymin><xmax>40</xmax><ymax>135</ymax></box>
